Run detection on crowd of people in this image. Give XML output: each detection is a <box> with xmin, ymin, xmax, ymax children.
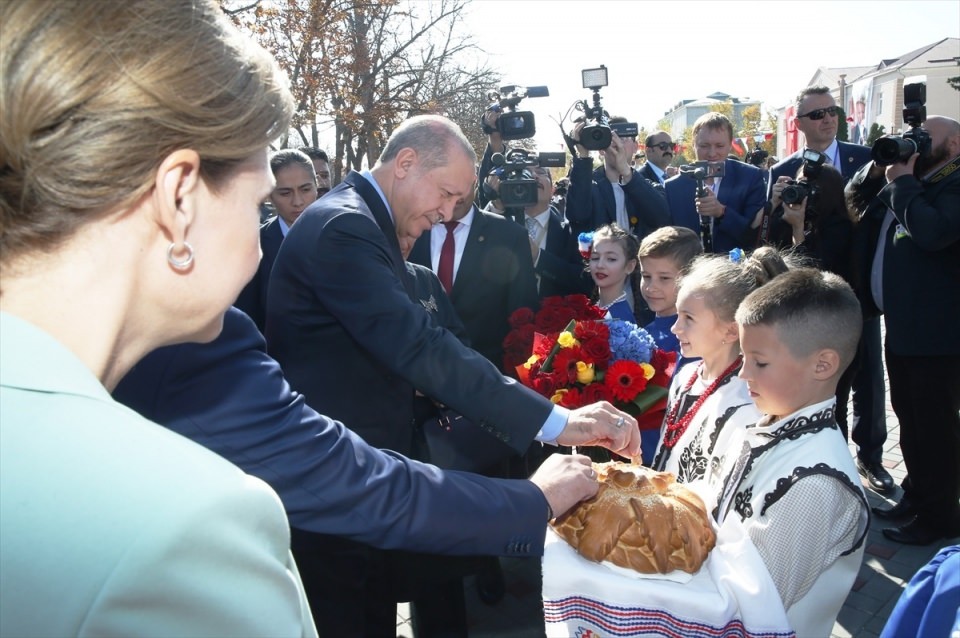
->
<box><xmin>2</xmin><ymin>1</ymin><xmax>958</xmax><ymax>637</ymax></box>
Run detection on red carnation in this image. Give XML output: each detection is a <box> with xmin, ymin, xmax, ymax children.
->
<box><xmin>648</xmin><ymin>349</ymin><xmax>678</xmax><ymax>388</ymax></box>
<box><xmin>604</xmin><ymin>359</ymin><xmax>649</xmax><ymax>402</ymax></box>
<box><xmin>574</xmin><ymin>320</ymin><xmax>609</xmax><ymax>342</ymax></box>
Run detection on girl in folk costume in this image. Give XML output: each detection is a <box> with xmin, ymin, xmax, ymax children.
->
<box><xmin>586</xmin><ymin>224</ymin><xmax>640</xmax><ymax>322</ymax></box>
<box><xmin>651</xmin><ymin>247</ymin><xmax>788</xmax><ymax>484</ymax></box>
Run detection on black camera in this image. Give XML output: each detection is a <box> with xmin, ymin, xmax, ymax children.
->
<box><xmin>491</xmin><ymin>148</ymin><xmax>566</xmax><ymax>208</ymax></box>
<box><xmin>577</xmin><ymin>66</ymin><xmax>613</xmax><ymax>151</ymax></box>
<box><xmin>871</xmin><ymin>77</ymin><xmax>931</xmax><ymax>166</ymax></box>
<box><xmin>745</xmin><ymin>146</ymin><xmax>769</xmax><ymax>167</ymax></box>
<box><xmin>781</xmin><ymin>149</ymin><xmax>825</xmax><ymax>205</ymax></box>
<box><xmin>483</xmin><ymin>84</ymin><xmax>549</xmax><ymax>141</ymax></box>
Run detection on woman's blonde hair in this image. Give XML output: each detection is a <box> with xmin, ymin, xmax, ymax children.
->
<box><xmin>0</xmin><ymin>0</ymin><xmax>293</xmax><ymax>264</ymax></box>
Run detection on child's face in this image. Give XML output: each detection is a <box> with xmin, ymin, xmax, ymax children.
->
<box><xmin>589</xmin><ymin>238</ymin><xmax>635</xmax><ymax>293</ymax></box>
<box><xmin>639</xmin><ymin>256</ymin><xmax>681</xmax><ymax>317</ymax></box>
<box><xmin>738</xmin><ymin>323</ymin><xmax>819</xmax><ymax>418</ymax></box>
<box><xmin>671</xmin><ymin>288</ymin><xmax>733</xmax><ymax>361</ymax></box>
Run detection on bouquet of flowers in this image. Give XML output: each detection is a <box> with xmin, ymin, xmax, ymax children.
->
<box><xmin>503</xmin><ymin>295</ymin><xmax>676</xmax><ymax>416</ymax></box>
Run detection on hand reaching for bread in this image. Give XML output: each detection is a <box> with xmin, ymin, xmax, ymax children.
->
<box><xmin>529</xmin><ymin>453</ymin><xmax>599</xmax><ymax>521</ymax></box>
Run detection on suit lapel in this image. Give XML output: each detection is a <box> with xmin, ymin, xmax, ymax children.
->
<box><xmin>453</xmin><ymin>209</ymin><xmax>487</xmax><ymax>300</ymax></box>
<box><xmin>344</xmin><ymin>171</ymin><xmax>416</xmax><ymax>299</ymax></box>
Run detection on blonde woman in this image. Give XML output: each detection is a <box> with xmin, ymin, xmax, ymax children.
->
<box><xmin>0</xmin><ymin>1</ymin><xmax>315</xmax><ymax>635</ymax></box>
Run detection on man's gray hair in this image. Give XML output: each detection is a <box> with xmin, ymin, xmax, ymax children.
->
<box><xmin>379</xmin><ymin>115</ymin><xmax>477</xmax><ymax>171</ymax></box>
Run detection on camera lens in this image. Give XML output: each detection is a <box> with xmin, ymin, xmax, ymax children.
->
<box><xmin>871</xmin><ymin>136</ymin><xmax>917</xmax><ymax>166</ymax></box>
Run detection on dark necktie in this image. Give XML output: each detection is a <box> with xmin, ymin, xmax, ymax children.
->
<box><xmin>438</xmin><ymin>221</ymin><xmax>459</xmax><ymax>294</ymax></box>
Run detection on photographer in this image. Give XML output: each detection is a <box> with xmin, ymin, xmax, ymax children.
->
<box><xmin>846</xmin><ymin>115</ymin><xmax>960</xmax><ymax>546</ymax></box>
<box><xmin>761</xmin><ymin>157</ymin><xmax>853</xmax><ymax>279</ymax></box>
<box><xmin>565</xmin><ymin>116</ymin><xmax>671</xmax><ymax>239</ymax></box>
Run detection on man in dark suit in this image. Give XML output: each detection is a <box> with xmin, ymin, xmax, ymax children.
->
<box><xmin>234</xmin><ymin>149</ymin><xmax>317</xmax><ymax>332</ymax></box>
<box><xmin>846</xmin><ymin>115</ymin><xmax>960</xmax><ymax>545</ymax></box>
<box><xmin>764</xmin><ymin>85</ymin><xmax>889</xmax><ymax>494</ymax></box>
<box><xmin>265</xmin><ymin>114</ymin><xmax>639</xmax><ymax>635</ymax></box>
<box><xmin>639</xmin><ymin>130</ymin><xmax>678</xmax><ymax>187</ymax></box>
<box><xmin>664</xmin><ymin>112</ymin><xmax>766</xmax><ymax>254</ymax></box>
<box><xmin>409</xmin><ymin>188</ymin><xmax>539</xmax><ymax>370</ymax></box>
<box><xmin>565</xmin><ymin>116</ymin><xmax>671</xmax><ymax>238</ymax></box>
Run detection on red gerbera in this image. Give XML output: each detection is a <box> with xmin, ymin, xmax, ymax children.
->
<box><xmin>552</xmin><ymin>346</ymin><xmax>584</xmax><ymax>383</ymax></box>
<box><xmin>604</xmin><ymin>359</ymin><xmax>649</xmax><ymax>402</ymax></box>
<box><xmin>557</xmin><ymin>386</ymin><xmax>585</xmax><ymax>409</ymax></box>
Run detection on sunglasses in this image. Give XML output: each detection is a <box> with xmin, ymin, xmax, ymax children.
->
<box><xmin>647</xmin><ymin>142</ymin><xmax>675</xmax><ymax>151</ymax></box>
<box><xmin>798</xmin><ymin>106</ymin><xmax>839</xmax><ymax>120</ymax></box>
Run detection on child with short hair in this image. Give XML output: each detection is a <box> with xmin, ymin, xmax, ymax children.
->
<box><xmin>711</xmin><ymin>267</ymin><xmax>869</xmax><ymax>636</ymax></box>
<box><xmin>587</xmin><ymin>224</ymin><xmax>639</xmax><ymax>322</ymax></box>
<box><xmin>634</xmin><ymin>226</ymin><xmax>703</xmax><ymax>462</ymax></box>
<box><xmin>651</xmin><ymin>247</ymin><xmax>787</xmax><ymax>481</ymax></box>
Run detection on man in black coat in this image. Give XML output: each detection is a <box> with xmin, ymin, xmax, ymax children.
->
<box><xmin>846</xmin><ymin>115</ymin><xmax>960</xmax><ymax>545</ymax></box>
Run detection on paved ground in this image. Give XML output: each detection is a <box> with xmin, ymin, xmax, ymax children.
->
<box><xmin>396</xmin><ymin>362</ymin><xmax>959</xmax><ymax>637</ymax></box>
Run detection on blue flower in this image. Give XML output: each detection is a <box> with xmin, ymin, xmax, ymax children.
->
<box><xmin>607</xmin><ymin>319</ymin><xmax>655</xmax><ymax>363</ymax></box>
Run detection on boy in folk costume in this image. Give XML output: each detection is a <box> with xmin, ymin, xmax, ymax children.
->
<box><xmin>715</xmin><ymin>268</ymin><xmax>869</xmax><ymax>636</ymax></box>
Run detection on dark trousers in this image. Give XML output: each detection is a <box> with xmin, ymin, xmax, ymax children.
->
<box><xmin>836</xmin><ymin>316</ymin><xmax>887</xmax><ymax>463</ymax></box>
<box><xmin>885</xmin><ymin>350</ymin><xmax>960</xmax><ymax>532</ymax></box>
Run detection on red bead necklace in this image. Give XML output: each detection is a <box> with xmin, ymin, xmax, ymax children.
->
<box><xmin>661</xmin><ymin>355</ymin><xmax>743</xmax><ymax>449</ymax></box>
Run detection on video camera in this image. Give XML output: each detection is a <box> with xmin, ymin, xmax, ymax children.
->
<box><xmin>483</xmin><ymin>84</ymin><xmax>549</xmax><ymax>141</ymax></box>
<box><xmin>573</xmin><ymin>66</ymin><xmax>638</xmax><ymax>151</ymax></box>
<box><xmin>490</xmin><ymin>148</ymin><xmax>566</xmax><ymax>208</ymax></box>
<box><xmin>871</xmin><ymin>76</ymin><xmax>931</xmax><ymax>166</ymax></box>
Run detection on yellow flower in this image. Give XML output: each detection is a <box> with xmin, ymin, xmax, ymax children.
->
<box><xmin>576</xmin><ymin>361</ymin><xmax>595</xmax><ymax>384</ymax></box>
<box><xmin>524</xmin><ymin>355</ymin><xmax>540</xmax><ymax>369</ymax></box>
<box><xmin>640</xmin><ymin>362</ymin><xmax>655</xmax><ymax>380</ymax></box>
<box><xmin>550</xmin><ymin>389</ymin><xmax>568</xmax><ymax>404</ymax></box>
<box><xmin>557</xmin><ymin>331</ymin><xmax>579</xmax><ymax>348</ymax></box>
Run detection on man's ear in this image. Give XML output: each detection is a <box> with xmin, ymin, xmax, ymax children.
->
<box><xmin>813</xmin><ymin>348</ymin><xmax>841</xmax><ymax>380</ymax></box>
<box><xmin>153</xmin><ymin>149</ymin><xmax>202</xmax><ymax>244</ymax></box>
<box><xmin>393</xmin><ymin>148</ymin><xmax>418</xmax><ymax>180</ymax></box>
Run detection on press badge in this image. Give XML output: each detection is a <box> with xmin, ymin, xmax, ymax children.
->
<box><xmin>894</xmin><ymin>224</ymin><xmax>909</xmax><ymax>242</ymax></box>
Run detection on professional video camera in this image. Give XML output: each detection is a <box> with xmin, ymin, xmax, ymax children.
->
<box><xmin>871</xmin><ymin>76</ymin><xmax>931</xmax><ymax>166</ymax></box>
<box><xmin>491</xmin><ymin>148</ymin><xmax>566</xmax><ymax>208</ymax></box>
<box><xmin>781</xmin><ymin>149</ymin><xmax>826</xmax><ymax>205</ymax></box>
<box><xmin>483</xmin><ymin>84</ymin><xmax>549</xmax><ymax>141</ymax></box>
<box><xmin>745</xmin><ymin>145</ymin><xmax>769</xmax><ymax>167</ymax></box>
<box><xmin>573</xmin><ymin>65</ymin><xmax>638</xmax><ymax>151</ymax></box>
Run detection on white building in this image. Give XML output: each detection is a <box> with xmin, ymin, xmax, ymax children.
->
<box><xmin>660</xmin><ymin>91</ymin><xmax>761</xmax><ymax>143</ymax></box>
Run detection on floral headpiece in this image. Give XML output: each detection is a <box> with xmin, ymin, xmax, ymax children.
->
<box><xmin>577</xmin><ymin>232</ymin><xmax>594</xmax><ymax>260</ymax></box>
<box><xmin>728</xmin><ymin>247</ymin><xmax>745</xmax><ymax>263</ymax></box>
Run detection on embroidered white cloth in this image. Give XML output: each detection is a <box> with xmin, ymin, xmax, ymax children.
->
<box><xmin>543</xmin><ymin>511</ymin><xmax>795</xmax><ymax>638</ymax></box>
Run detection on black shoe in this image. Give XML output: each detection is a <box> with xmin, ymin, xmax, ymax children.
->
<box><xmin>857</xmin><ymin>458</ymin><xmax>895</xmax><ymax>494</ymax></box>
<box><xmin>882</xmin><ymin>518</ymin><xmax>950</xmax><ymax>546</ymax></box>
<box><xmin>872</xmin><ymin>497</ymin><xmax>916</xmax><ymax>520</ymax></box>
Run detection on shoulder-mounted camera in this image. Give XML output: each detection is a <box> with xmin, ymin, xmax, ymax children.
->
<box><xmin>489</xmin><ymin>148</ymin><xmax>565</xmax><ymax>208</ymax></box>
<box><xmin>482</xmin><ymin>84</ymin><xmax>549</xmax><ymax>141</ymax></box>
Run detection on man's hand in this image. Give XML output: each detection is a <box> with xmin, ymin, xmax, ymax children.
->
<box><xmin>695</xmin><ymin>188</ymin><xmax>725</xmax><ymax>218</ymax></box>
<box><xmin>571</xmin><ymin>121</ymin><xmax>589</xmax><ymax>158</ymax></box>
<box><xmin>483</xmin><ymin>109</ymin><xmax>505</xmax><ymax>154</ymax></box>
<box><xmin>664</xmin><ymin>165</ymin><xmax>679</xmax><ymax>178</ymax></box>
<box><xmin>885</xmin><ymin>153</ymin><xmax>918</xmax><ymax>183</ymax></box>
<box><xmin>529</xmin><ymin>453</ymin><xmax>598</xmax><ymax>520</ymax></box>
<box><xmin>605</xmin><ymin>134</ymin><xmax>632</xmax><ymax>178</ymax></box>
<box><xmin>556</xmin><ymin>401</ymin><xmax>641</xmax><ymax>458</ymax></box>
<box><xmin>770</xmin><ymin>175</ymin><xmax>792</xmax><ymax>210</ymax></box>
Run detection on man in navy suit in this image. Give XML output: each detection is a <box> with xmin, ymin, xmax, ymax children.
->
<box><xmin>565</xmin><ymin>116</ymin><xmax>671</xmax><ymax>239</ymax></box>
<box><xmin>265</xmin><ymin>115</ymin><xmax>639</xmax><ymax>635</ymax></box>
<box><xmin>765</xmin><ymin>86</ymin><xmax>890</xmax><ymax>495</ymax></box>
<box><xmin>639</xmin><ymin>130</ymin><xmax>678</xmax><ymax>187</ymax></box>
<box><xmin>664</xmin><ymin>112</ymin><xmax>766</xmax><ymax>254</ymax></box>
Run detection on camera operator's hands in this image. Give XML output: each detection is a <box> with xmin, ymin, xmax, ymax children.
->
<box><xmin>528</xmin><ymin>453</ymin><xmax>598</xmax><ymax>521</ymax></box>
<box><xmin>695</xmin><ymin>188</ymin><xmax>725</xmax><ymax>218</ymax></box>
<box><xmin>570</xmin><ymin>121</ymin><xmax>589</xmax><ymax>158</ymax></box>
<box><xmin>665</xmin><ymin>165</ymin><xmax>679</xmax><ymax>179</ymax></box>
<box><xmin>782</xmin><ymin>196</ymin><xmax>807</xmax><ymax>244</ymax></box>
<box><xmin>605</xmin><ymin>133</ymin><xmax>633</xmax><ymax>182</ymax></box>
<box><xmin>770</xmin><ymin>175</ymin><xmax>792</xmax><ymax>210</ymax></box>
<box><xmin>482</xmin><ymin>109</ymin><xmax>506</xmax><ymax>154</ymax></box>
<box><xmin>885</xmin><ymin>152</ymin><xmax>919</xmax><ymax>183</ymax></box>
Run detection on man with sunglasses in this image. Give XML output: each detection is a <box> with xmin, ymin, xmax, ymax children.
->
<box><xmin>639</xmin><ymin>131</ymin><xmax>678</xmax><ymax>186</ymax></box>
<box><xmin>765</xmin><ymin>85</ymin><xmax>889</xmax><ymax>498</ymax></box>
<box><xmin>565</xmin><ymin>115</ymin><xmax>671</xmax><ymax>240</ymax></box>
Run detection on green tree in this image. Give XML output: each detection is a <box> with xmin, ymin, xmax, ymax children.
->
<box><xmin>835</xmin><ymin>106</ymin><xmax>849</xmax><ymax>143</ymax></box>
<box><xmin>866</xmin><ymin>122</ymin><xmax>886</xmax><ymax>146</ymax></box>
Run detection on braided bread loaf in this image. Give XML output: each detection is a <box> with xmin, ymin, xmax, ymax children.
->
<box><xmin>550</xmin><ymin>462</ymin><xmax>716</xmax><ymax>574</ymax></box>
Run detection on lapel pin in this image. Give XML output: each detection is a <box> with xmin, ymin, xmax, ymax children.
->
<box><xmin>478</xmin><ymin>236</ymin><xmax>485</xmax><ymax>242</ymax></box>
